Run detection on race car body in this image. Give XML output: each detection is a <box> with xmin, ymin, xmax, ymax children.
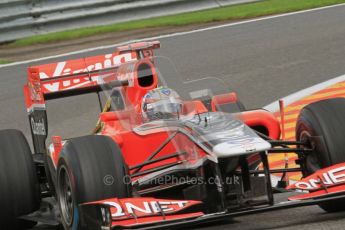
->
<box><xmin>2</xmin><ymin>40</ymin><xmax>345</xmax><ymax>230</ymax></box>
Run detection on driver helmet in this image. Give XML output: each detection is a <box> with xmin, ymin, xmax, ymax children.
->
<box><xmin>141</xmin><ymin>87</ymin><xmax>182</xmax><ymax>121</ymax></box>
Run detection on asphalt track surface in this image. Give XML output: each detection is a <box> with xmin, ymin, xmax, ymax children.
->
<box><xmin>1</xmin><ymin>4</ymin><xmax>345</xmax><ymax>230</ymax></box>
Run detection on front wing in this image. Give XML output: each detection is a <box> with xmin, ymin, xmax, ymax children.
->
<box><xmin>79</xmin><ymin>193</ymin><xmax>345</xmax><ymax>230</ymax></box>
<box><xmin>79</xmin><ymin>163</ymin><xmax>345</xmax><ymax>229</ymax></box>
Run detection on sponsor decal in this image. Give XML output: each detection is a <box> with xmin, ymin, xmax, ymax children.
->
<box><xmin>106</xmin><ymin>200</ymin><xmax>188</xmax><ymax>218</ymax></box>
<box><xmin>87</xmin><ymin>198</ymin><xmax>201</xmax><ymax>219</ymax></box>
<box><xmin>37</xmin><ymin>53</ymin><xmax>137</xmax><ymax>93</ymax></box>
<box><xmin>287</xmin><ymin>163</ymin><xmax>345</xmax><ymax>190</ymax></box>
<box><xmin>30</xmin><ymin>117</ymin><xmax>46</xmax><ymax>135</ymax></box>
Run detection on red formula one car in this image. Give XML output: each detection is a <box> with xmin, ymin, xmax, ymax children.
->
<box><xmin>2</xmin><ymin>41</ymin><xmax>345</xmax><ymax>230</ymax></box>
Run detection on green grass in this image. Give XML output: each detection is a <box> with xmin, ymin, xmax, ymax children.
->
<box><xmin>0</xmin><ymin>59</ymin><xmax>10</xmax><ymax>64</ymax></box>
<box><xmin>8</xmin><ymin>0</ymin><xmax>345</xmax><ymax>47</ymax></box>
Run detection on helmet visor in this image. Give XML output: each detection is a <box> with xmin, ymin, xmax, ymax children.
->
<box><xmin>146</xmin><ymin>99</ymin><xmax>182</xmax><ymax>120</ymax></box>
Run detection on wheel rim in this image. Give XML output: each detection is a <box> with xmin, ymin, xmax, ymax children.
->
<box><xmin>58</xmin><ymin>166</ymin><xmax>74</xmax><ymax>226</ymax></box>
<box><xmin>299</xmin><ymin>130</ymin><xmax>321</xmax><ymax>174</ymax></box>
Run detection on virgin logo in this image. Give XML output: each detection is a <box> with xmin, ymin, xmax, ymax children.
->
<box><xmin>38</xmin><ymin>53</ymin><xmax>136</xmax><ymax>92</ymax></box>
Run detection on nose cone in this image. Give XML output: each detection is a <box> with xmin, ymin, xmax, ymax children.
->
<box><xmin>212</xmin><ymin>137</ymin><xmax>271</xmax><ymax>158</ymax></box>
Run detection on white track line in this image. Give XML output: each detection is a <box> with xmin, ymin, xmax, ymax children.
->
<box><xmin>264</xmin><ymin>74</ymin><xmax>345</xmax><ymax>112</ymax></box>
<box><xmin>1</xmin><ymin>3</ymin><xmax>345</xmax><ymax>68</ymax></box>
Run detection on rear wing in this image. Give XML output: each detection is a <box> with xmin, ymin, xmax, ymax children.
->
<box><xmin>23</xmin><ymin>41</ymin><xmax>160</xmax><ymax>154</ymax></box>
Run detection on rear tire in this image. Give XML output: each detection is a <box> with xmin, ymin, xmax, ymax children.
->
<box><xmin>296</xmin><ymin>98</ymin><xmax>345</xmax><ymax>212</ymax></box>
<box><xmin>0</xmin><ymin>129</ymin><xmax>40</xmax><ymax>226</ymax></box>
<box><xmin>57</xmin><ymin>135</ymin><xmax>131</xmax><ymax>230</ymax></box>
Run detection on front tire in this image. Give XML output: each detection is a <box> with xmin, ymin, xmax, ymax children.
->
<box><xmin>296</xmin><ymin>98</ymin><xmax>345</xmax><ymax>212</ymax></box>
<box><xmin>57</xmin><ymin>135</ymin><xmax>131</xmax><ymax>229</ymax></box>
